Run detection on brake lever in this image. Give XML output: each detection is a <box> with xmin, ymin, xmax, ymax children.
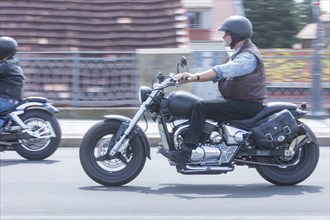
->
<box><xmin>172</xmin><ymin>74</ymin><xmax>192</xmax><ymax>84</ymax></box>
<box><xmin>169</xmin><ymin>74</ymin><xmax>183</xmax><ymax>87</ymax></box>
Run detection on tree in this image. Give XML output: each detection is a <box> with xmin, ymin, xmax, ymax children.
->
<box><xmin>243</xmin><ymin>0</ymin><xmax>300</xmax><ymax>48</ymax></box>
<box><xmin>295</xmin><ymin>0</ymin><xmax>314</xmax><ymax>30</ymax></box>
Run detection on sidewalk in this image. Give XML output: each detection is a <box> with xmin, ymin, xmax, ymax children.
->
<box><xmin>59</xmin><ymin>117</ymin><xmax>330</xmax><ymax>148</ymax></box>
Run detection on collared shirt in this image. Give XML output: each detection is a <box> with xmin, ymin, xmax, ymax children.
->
<box><xmin>211</xmin><ymin>50</ymin><xmax>258</xmax><ymax>82</ymax></box>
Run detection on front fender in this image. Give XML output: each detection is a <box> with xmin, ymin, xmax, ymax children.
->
<box><xmin>104</xmin><ymin>115</ymin><xmax>151</xmax><ymax>159</ymax></box>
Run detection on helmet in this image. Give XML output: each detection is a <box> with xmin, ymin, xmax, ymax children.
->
<box><xmin>0</xmin><ymin>36</ymin><xmax>18</xmax><ymax>59</ymax></box>
<box><xmin>218</xmin><ymin>15</ymin><xmax>253</xmax><ymax>48</ymax></box>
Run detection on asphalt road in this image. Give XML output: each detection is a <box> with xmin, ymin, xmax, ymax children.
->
<box><xmin>1</xmin><ymin>147</ymin><xmax>329</xmax><ymax>220</ymax></box>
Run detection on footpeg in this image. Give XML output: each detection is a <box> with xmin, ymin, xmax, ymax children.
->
<box><xmin>158</xmin><ymin>147</ymin><xmax>174</xmax><ymax>161</ymax></box>
<box><xmin>157</xmin><ymin>146</ymin><xmax>178</xmax><ymax>166</ymax></box>
<box><xmin>156</xmin><ymin>144</ymin><xmax>164</xmax><ymax>154</ymax></box>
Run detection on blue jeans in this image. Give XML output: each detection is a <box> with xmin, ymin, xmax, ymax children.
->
<box><xmin>0</xmin><ymin>97</ymin><xmax>15</xmax><ymax>113</ymax></box>
<box><xmin>0</xmin><ymin>97</ymin><xmax>15</xmax><ymax>128</ymax></box>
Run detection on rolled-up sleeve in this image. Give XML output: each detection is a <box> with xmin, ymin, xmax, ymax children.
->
<box><xmin>211</xmin><ymin>52</ymin><xmax>258</xmax><ymax>82</ymax></box>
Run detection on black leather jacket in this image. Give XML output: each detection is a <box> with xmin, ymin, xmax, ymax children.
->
<box><xmin>0</xmin><ymin>57</ymin><xmax>25</xmax><ymax>100</ymax></box>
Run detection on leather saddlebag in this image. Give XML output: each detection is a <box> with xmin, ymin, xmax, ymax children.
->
<box><xmin>252</xmin><ymin>109</ymin><xmax>299</xmax><ymax>148</ymax></box>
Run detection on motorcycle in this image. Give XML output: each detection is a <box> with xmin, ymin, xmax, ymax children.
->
<box><xmin>0</xmin><ymin>96</ymin><xmax>62</xmax><ymax>160</ymax></box>
<box><xmin>79</xmin><ymin>57</ymin><xmax>319</xmax><ymax>186</ymax></box>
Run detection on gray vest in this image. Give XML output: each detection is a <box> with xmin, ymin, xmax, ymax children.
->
<box><xmin>218</xmin><ymin>40</ymin><xmax>267</xmax><ymax>102</ymax></box>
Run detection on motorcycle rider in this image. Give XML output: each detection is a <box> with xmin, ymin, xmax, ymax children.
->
<box><xmin>0</xmin><ymin>36</ymin><xmax>25</xmax><ymax>128</ymax></box>
<box><xmin>162</xmin><ymin>15</ymin><xmax>267</xmax><ymax>168</ymax></box>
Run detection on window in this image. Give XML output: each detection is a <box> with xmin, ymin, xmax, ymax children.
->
<box><xmin>187</xmin><ymin>11</ymin><xmax>202</xmax><ymax>29</ymax></box>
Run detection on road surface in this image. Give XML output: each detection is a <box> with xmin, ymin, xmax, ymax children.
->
<box><xmin>1</xmin><ymin>147</ymin><xmax>329</xmax><ymax>220</ymax></box>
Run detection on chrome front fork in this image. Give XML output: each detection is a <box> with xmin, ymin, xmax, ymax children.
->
<box><xmin>108</xmin><ymin>91</ymin><xmax>157</xmax><ymax>156</ymax></box>
<box><xmin>109</xmin><ymin>105</ymin><xmax>147</xmax><ymax>156</ymax></box>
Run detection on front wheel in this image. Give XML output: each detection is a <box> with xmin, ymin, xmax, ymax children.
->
<box><xmin>79</xmin><ymin>120</ymin><xmax>146</xmax><ymax>186</ymax></box>
<box><xmin>15</xmin><ymin>110</ymin><xmax>61</xmax><ymax>160</ymax></box>
<box><xmin>255</xmin><ymin>121</ymin><xmax>319</xmax><ymax>185</ymax></box>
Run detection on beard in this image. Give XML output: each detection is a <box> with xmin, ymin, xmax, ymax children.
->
<box><xmin>224</xmin><ymin>38</ymin><xmax>231</xmax><ymax>47</ymax></box>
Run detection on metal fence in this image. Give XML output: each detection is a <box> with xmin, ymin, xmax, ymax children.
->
<box><xmin>17</xmin><ymin>50</ymin><xmax>330</xmax><ymax>107</ymax></box>
<box><xmin>18</xmin><ymin>52</ymin><xmax>137</xmax><ymax>107</ymax></box>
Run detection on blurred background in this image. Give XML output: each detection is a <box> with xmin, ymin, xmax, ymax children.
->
<box><xmin>0</xmin><ymin>0</ymin><xmax>329</xmax><ymax>115</ymax></box>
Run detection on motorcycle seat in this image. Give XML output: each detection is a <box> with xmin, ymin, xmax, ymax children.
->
<box><xmin>230</xmin><ymin>102</ymin><xmax>297</xmax><ymax>129</ymax></box>
<box><xmin>24</xmin><ymin>97</ymin><xmax>48</xmax><ymax>103</ymax></box>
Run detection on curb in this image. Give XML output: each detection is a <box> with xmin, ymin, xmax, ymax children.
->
<box><xmin>316</xmin><ymin>137</ymin><xmax>330</xmax><ymax>146</ymax></box>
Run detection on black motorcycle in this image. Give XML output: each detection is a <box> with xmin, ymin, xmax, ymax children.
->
<box><xmin>0</xmin><ymin>97</ymin><xmax>61</xmax><ymax>160</ymax></box>
<box><xmin>79</xmin><ymin>57</ymin><xmax>319</xmax><ymax>186</ymax></box>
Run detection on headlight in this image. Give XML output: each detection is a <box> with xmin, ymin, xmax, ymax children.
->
<box><xmin>138</xmin><ymin>86</ymin><xmax>152</xmax><ymax>103</ymax></box>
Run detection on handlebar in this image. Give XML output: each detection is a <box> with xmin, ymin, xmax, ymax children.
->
<box><xmin>152</xmin><ymin>74</ymin><xmax>194</xmax><ymax>90</ymax></box>
<box><xmin>152</xmin><ymin>56</ymin><xmax>189</xmax><ymax>90</ymax></box>
<box><xmin>153</xmin><ymin>75</ymin><xmax>180</xmax><ymax>90</ymax></box>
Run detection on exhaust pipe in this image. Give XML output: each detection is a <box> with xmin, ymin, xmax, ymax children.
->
<box><xmin>179</xmin><ymin>165</ymin><xmax>234</xmax><ymax>175</ymax></box>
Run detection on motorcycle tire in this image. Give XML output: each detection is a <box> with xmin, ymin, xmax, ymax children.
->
<box><xmin>79</xmin><ymin>120</ymin><xmax>146</xmax><ymax>186</ymax></box>
<box><xmin>15</xmin><ymin>109</ymin><xmax>61</xmax><ymax>160</ymax></box>
<box><xmin>255</xmin><ymin>121</ymin><xmax>319</xmax><ymax>186</ymax></box>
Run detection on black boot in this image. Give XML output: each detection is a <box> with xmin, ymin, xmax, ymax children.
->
<box><xmin>159</xmin><ymin>144</ymin><xmax>192</xmax><ymax>168</ymax></box>
<box><xmin>171</xmin><ymin>145</ymin><xmax>192</xmax><ymax>166</ymax></box>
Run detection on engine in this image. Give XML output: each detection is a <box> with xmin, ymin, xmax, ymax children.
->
<box><xmin>172</xmin><ymin>120</ymin><xmax>241</xmax><ymax>165</ymax></box>
<box><xmin>190</xmin><ymin>144</ymin><xmax>239</xmax><ymax>164</ymax></box>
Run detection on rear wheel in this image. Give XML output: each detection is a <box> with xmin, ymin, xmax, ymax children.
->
<box><xmin>255</xmin><ymin>122</ymin><xmax>319</xmax><ymax>185</ymax></box>
<box><xmin>15</xmin><ymin>110</ymin><xmax>61</xmax><ymax>160</ymax></box>
<box><xmin>79</xmin><ymin>120</ymin><xmax>146</xmax><ymax>186</ymax></box>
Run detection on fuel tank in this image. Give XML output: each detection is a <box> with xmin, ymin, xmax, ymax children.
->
<box><xmin>167</xmin><ymin>91</ymin><xmax>202</xmax><ymax>118</ymax></box>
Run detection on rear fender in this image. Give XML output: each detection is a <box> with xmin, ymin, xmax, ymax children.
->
<box><xmin>289</xmin><ymin>109</ymin><xmax>318</xmax><ymax>144</ymax></box>
<box><xmin>16</xmin><ymin>102</ymin><xmax>59</xmax><ymax>114</ymax></box>
<box><xmin>299</xmin><ymin>121</ymin><xmax>318</xmax><ymax>145</ymax></box>
<box><xmin>104</xmin><ymin>115</ymin><xmax>151</xmax><ymax>159</ymax></box>
<box><xmin>290</xmin><ymin>108</ymin><xmax>308</xmax><ymax>120</ymax></box>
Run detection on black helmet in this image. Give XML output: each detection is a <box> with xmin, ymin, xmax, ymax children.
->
<box><xmin>0</xmin><ymin>36</ymin><xmax>18</xmax><ymax>59</ymax></box>
<box><xmin>218</xmin><ymin>15</ymin><xmax>253</xmax><ymax>48</ymax></box>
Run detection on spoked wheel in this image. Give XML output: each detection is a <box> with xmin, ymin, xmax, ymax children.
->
<box><xmin>255</xmin><ymin>122</ymin><xmax>319</xmax><ymax>185</ymax></box>
<box><xmin>15</xmin><ymin>110</ymin><xmax>61</xmax><ymax>160</ymax></box>
<box><xmin>79</xmin><ymin>120</ymin><xmax>146</xmax><ymax>186</ymax></box>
